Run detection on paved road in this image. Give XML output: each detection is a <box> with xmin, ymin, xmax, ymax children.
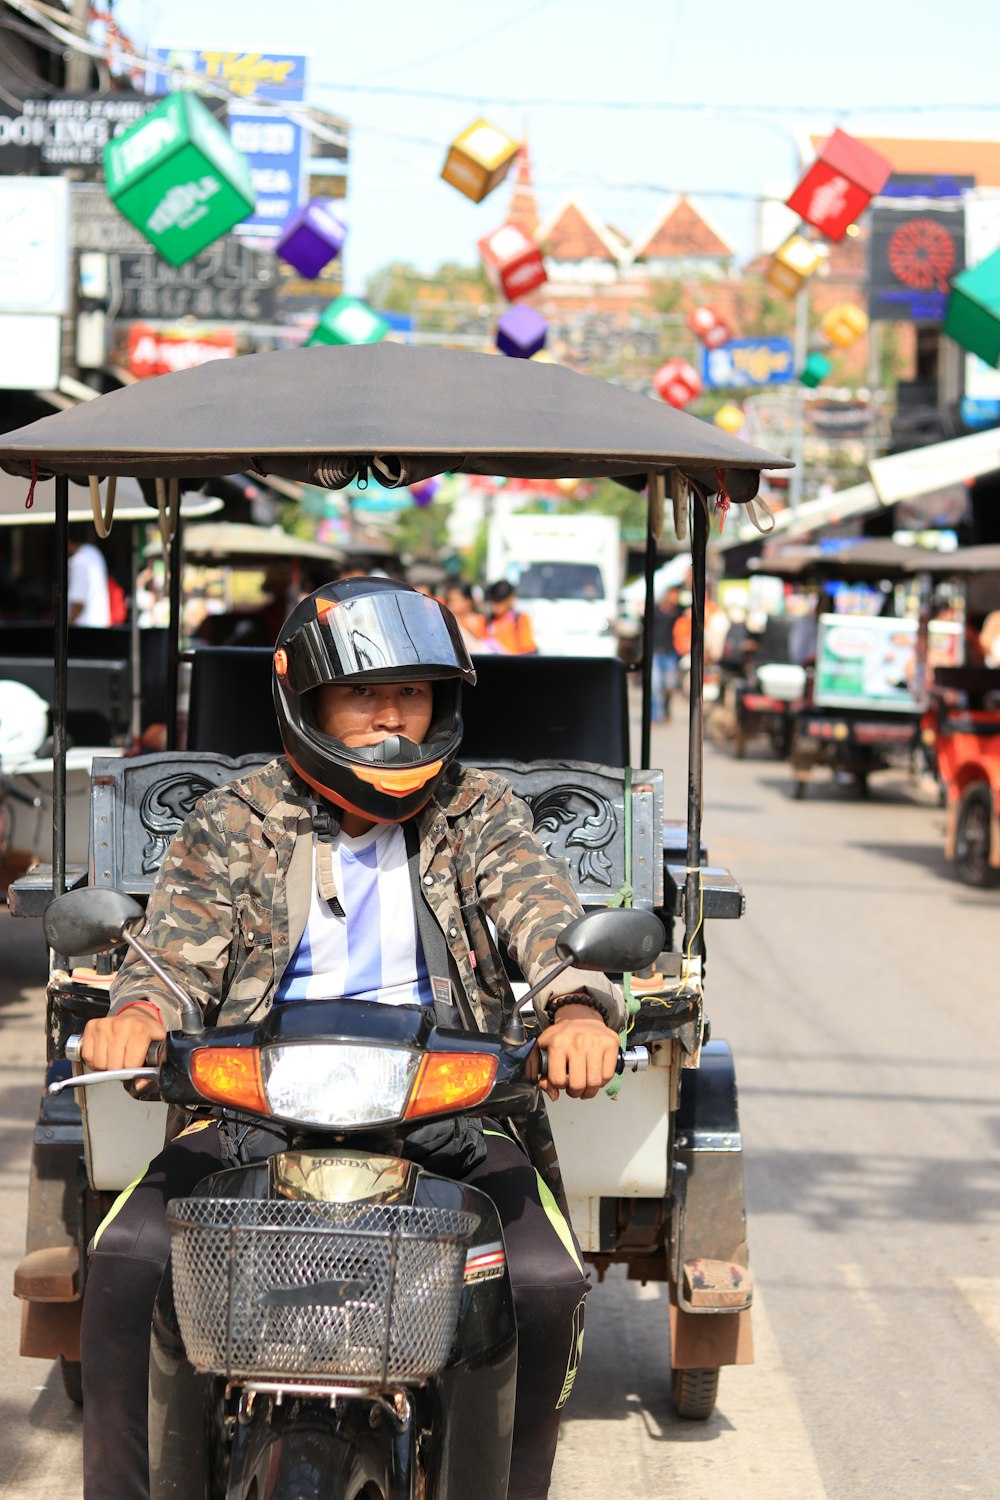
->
<box><xmin>2</xmin><ymin>717</ymin><xmax>999</xmax><ymax>1498</ymax></box>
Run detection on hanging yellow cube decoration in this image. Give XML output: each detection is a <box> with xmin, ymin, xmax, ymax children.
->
<box><xmin>441</xmin><ymin>119</ymin><xmax>520</xmax><ymax>203</ymax></box>
<box><xmin>714</xmin><ymin>403</ymin><xmax>745</xmax><ymax>434</ymax></box>
<box><xmin>765</xmin><ymin>233</ymin><xmax>823</xmax><ymax>298</ymax></box>
<box><xmin>820</xmin><ymin>302</ymin><xmax>869</xmax><ymax>349</ymax></box>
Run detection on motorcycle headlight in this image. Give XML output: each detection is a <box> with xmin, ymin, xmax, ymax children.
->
<box><xmin>261</xmin><ymin>1043</ymin><xmax>420</xmax><ymax>1128</ymax></box>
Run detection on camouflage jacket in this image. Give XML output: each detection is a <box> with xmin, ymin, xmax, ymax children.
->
<box><xmin>111</xmin><ymin>756</ymin><xmax>622</xmax><ymax>1036</ymax></box>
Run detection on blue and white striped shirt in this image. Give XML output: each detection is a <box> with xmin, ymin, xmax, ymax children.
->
<box><xmin>275</xmin><ymin>823</ymin><xmax>433</xmax><ymax>1007</ymax></box>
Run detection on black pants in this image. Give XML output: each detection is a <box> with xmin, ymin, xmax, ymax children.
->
<box><xmin>81</xmin><ymin>1121</ymin><xmax>588</xmax><ymax>1500</ymax></box>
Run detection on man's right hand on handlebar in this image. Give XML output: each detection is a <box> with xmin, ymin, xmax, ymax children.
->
<box><xmin>81</xmin><ymin>1004</ymin><xmax>167</xmax><ymax>1075</ymax></box>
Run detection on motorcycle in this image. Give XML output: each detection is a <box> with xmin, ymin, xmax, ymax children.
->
<box><xmin>44</xmin><ymin>886</ymin><xmax>659</xmax><ymax>1500</ymax></box>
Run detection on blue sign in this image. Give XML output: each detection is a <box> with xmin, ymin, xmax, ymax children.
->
<box><xmin>146</xmin><ymin>48</ymin><xmax>308</xmax><ymax>237</ymax></box>
<box><xmin>701</xmin><ymin>337</ymin><xmax>794</xmax><ymax>389</ymax></box>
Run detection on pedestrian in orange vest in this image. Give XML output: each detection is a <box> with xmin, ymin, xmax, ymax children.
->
<box><xmin>484</xmin><ymin>580</ymin><xmax>538</xmax><ymax>655</ymax></box>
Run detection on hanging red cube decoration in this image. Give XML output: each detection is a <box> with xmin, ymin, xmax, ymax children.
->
<box><xmin>478</xmin><ymin>222</ymin><xmax>547</xmax><ymax>301</ymax></box>
<box><xmin>687</xmin><ymin>305</ymin><xmax>732</xmax><ymax>349</ymax></box>
<box><xmin>800</xmin><ymin>352</ymin><xmax>832</xmax><ymax>388</ymax></box>
<box><xmin>441</xmin><ymin>118</ymin><xmax>519</xmax><ymax>203</ymax></box>
<box><xmin>820</xmin><ymin>302</ymin><xmax>869</xmax><ymax>349</ymax></box>
<box><xmin>765</xmin><ymin>232</ymin><xmax>824</xmax><ymax>298</ymax></box>
<box><xmin>496</xmin><ymin>305</ymin><xmax>547</xmax><ymax>359</ymax></box>
<box><xmin>276</xmin><ymin>200</ymin><xmax>346</xmax><ymax>279</ymax></box>
<box><xmin>786</xmin><ymin>129</ymin><xmax>892</xmax><ymax>243</ymax></box>
<box><xmin>653</xmin><ymin>359</ymin><xmax>702</xmax><ymax>409</ymax></box>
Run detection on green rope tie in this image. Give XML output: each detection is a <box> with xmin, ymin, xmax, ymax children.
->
<box><xmin>605</xmin><ymin>766</ymin><xmax>640</xmax><ymax>1100</ymax></box>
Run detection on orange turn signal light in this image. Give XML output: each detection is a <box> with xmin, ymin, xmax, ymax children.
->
<box><xmin>405</xmin><ymin>1052</ymin><xmax>498</xmax><ymax>1120</ymax></box>
<box><xmin>191</xmin><ymin>1047</ymin><xmax>268</xmax><ymax>1114</ymax></box>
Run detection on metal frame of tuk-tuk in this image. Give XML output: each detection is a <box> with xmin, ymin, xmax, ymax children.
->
<box><xmin>4</xmin><ymin>349</ymin><xmax>788</xmax><ymax>1420</ymax></box>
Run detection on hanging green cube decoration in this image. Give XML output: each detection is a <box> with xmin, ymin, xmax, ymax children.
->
<box><xmin>306</xmin><ymin>296</ymin><xmax>389</xmax><ymax>347</ymax></box>
<box><xmin>800</xmin><ymin>351</ymin><xmax>832</xmax><ymax>388</ymax></box>
<box><xmin>103</xmin><ymin>93</ymin><xmax>255</xmax><ymax>267</ymax></box>
<box><xmin>944</xmin><ymin>248</ymin><xmax>1000</xmax><ymax>368</ymax></box>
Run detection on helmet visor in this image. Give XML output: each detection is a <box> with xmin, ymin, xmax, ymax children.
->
<box><xmin>280</xmin><ymin>589</ymin><xmax>477</xmax><ymax>693</ymax></box>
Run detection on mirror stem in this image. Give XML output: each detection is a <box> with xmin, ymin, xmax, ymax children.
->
<box><xmin>516</xmin><ymin>956</ymin><xmax>574</xmax><ymax>1015</ymax></box>
<box><xmin>123</xmin><ymin>930</ymin><xmax>204</xmax><ymax>1035</ymax></box>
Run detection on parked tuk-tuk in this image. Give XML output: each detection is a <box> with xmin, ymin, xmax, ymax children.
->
<box><xmin>757</xmin><ymin>540</ymin><xmax>958</xmax><ymax>798</ymax></box>
<box><xmin>914</xmin><ymin>545</ymin><xmax>1000</xmax><ymax>886</ymax></box>
<box><xmin>0</xmin><ymin>344</ymin><xmax>789</xmax><ymax>1434</ymax></box>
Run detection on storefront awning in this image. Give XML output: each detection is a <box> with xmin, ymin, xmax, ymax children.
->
<box><xmin>869</xmin><ymin>428</ymin><xmax>1000</xmax><ymax>506</ymax></box>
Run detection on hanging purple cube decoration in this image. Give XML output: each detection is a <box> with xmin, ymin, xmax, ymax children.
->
<box><xmin>496</xmin><ymin>304</ymin><xmax>548</xmax><ymax>359</ymax></box>
<box><xmin>276</xmin><ymin>200</ymin><xmax>347</xmax><ymax>280</ymax></box>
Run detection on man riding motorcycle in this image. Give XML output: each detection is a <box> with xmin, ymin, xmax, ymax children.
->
<box><xmin>79</xmin><ymin>577</ymin><xmax>624</xmax><ymax>1500</ymax></box>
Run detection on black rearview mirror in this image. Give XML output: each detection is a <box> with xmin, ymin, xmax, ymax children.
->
<box><xmin>555</xmin><ymin>909</ymin><xmax>664</xmax><ymax>972</ymax></box>
<box><xmin>43</xmin><ymin>888</ymin><xmax>144</xmax><ymax>957</ymax></box>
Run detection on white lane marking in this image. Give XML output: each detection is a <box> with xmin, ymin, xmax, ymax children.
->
<box><xmin>553</xmin><ymin>1285</ymin><xmax>829</xmax><ymax>1500</ymax></box>
<box><xmin>838</xmin><ymin>1262</ymin><xmax>889</xmax><ymax>1330</ymax></box>
<box><xmin>954</xmin><ymin>1277</ymin><xmax>1000</xmax><ymax>1350</ymax></box>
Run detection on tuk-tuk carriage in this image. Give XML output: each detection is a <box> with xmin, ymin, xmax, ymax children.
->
<box><xmin>757</xmin><ymin>540</ymin><xmax>957</xmax><ymax>798</ymax></box>
<box><xmin>914</xmin><ymin>545</ymin><xmax>1000</xmax><ymax>886</ymax></box>
<box><xmin>0</xmin><ymin>344</ymin><xmax>790</xmax><ymax>1428</ymax></box>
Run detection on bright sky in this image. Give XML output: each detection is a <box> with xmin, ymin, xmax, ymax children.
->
<box><xmin>114</xmin><ymin>0</ymin><xmax>1000</xmax><ymax>295</ymax></box>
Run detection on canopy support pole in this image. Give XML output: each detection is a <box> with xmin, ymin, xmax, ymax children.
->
<box><xmin>166</xmin><ymin>510</ymin><xmax>184</xmax><ymax>750</ymax></box>
<box><xmin>129</xmin><ymin>527</ymin><xmax>142</xmax><ymax>748</ymax></box>
<box><xmin>640</xmin><ymin>476</ymin><xmax>659</xmax><ymax>769</ymax></box>
<box><xmin>53</xmin><ymin>474</ymin><xmax>69</xmax><ymax>896</ymax></box>
<box><xmin>684</xmin><ymin>489</ymin><xmax>707</xmax><ymax>957</ymax></box>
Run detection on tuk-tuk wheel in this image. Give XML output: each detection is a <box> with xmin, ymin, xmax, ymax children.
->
<box><xmin>60</xmin><ymin>1355</ymin><xmax>83</xmax><ymax>1406</ymax></box>
<box><xmin>671</xmin><ymin>1366</ymin><xmax>719</xmax><ymax>1420</ymax></box>
<box><xmin>955</xmin><ymin>783</ymin><xmax>998</xmax><ymax>888</ymax></box>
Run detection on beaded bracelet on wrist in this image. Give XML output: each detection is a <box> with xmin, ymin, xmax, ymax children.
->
<box><xmin>544</xmin><ymin>993</ymin><xmax>609</xmax><ymax>1024</ymax></box>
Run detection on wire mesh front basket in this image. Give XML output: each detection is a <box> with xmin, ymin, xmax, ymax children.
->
<box><xmin>167</xmin><ymin>1197</ymin><xmax>480</xmax><ymax>1385</ymax></box>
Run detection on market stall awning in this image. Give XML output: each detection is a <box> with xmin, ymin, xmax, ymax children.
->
<box><xmin>0</xmin><ymin>469</ymin><xmax>221</xmax><ymax>525</ymax></box>
<box><xmin>869</xmin><ymin>429</ymin><xmax>1000</xmax><ymax>506</ymax></box>
<box><xmin>142</xmin><ymin>522</ymin><xmax>342</xmax><ymax>564</ymax></box>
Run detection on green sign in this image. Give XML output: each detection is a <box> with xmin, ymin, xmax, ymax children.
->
<box><xmin>104</xmin><ymin>93</ymin><xmax>255</xmax><ymax>267</ymax></box>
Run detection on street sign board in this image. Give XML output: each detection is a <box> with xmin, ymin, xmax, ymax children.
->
<box><xmin>868</xmin><ymin>174</ymin><xmax>971</xmax><ymax>325</ymax></box>
<box><xmin>0</xmin><ymin>92</ymin><xmax>157</xmax><ymax>176</ymax></box>
<box><xmin>146</xmin><ymin>48</ymin><xmax>310</xmax><ymax>237</ymax></box>
<box><xmin>0</xmin><ymin>178</ymin><xmax>70</xmax><ymax>314</ymax></box>
<box><xmin>112</xmin><ymin>239</ymin><xmax>277</xmax><ymax>321</ymax></box>
<box><xmin>700</xmin><ymin>337</ymin><xmax>794</xmax><ymax>389</ymax></box>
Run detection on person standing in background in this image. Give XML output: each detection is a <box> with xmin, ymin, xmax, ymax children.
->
<box><xmin>67</xmin><ymin>531</ymin><xmax>111</xmax><ymax>627</ymax></box>
<box><xmin>484</xmin><ymin>580</ymin><xmax>537</xmax><ymax>655</ymax></box>
<box><xmin>650</xmin><ymin>587</ymin><xmax>682</xmax><ymax>722</ymax></box>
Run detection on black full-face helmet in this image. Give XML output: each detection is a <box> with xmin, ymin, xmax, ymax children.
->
<box><xmin>273</xmin><ymin>577</ymin><xmax>476</xmax><ymax>823</ymax></box>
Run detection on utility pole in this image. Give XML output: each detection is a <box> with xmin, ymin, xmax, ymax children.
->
<box><xmin>64</xmin><ymin>0</ymin><xmax>92</xmax><ymax>91</ymax></box>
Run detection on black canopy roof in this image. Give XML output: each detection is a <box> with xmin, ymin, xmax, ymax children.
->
<box><xmin>0</xmin><ymin>343</ymin><xmax>790</xmax><ymax>501</ymax></box>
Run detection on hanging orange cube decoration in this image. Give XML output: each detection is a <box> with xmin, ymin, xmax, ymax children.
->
<box><xmin>478</xmin><ymin>222</ymin><xmax>547</xmax><ymax>300</ymax></box>
<box><xmin>687</xmin><ymin>305</ymin><xmax>732</xmax><ymax>349</ymax></box>
<box><xmin>786</xmin><ymin>129</ymin><xmax>892</xmax><ymax>242</ymax></box>
<box><xmin>766</xmin><ymin>233</ymin><xmax>823</xmax><ymax>298</ymax></box>
<box><xmin>653</xmin><ymin>359</ymin><xmax>702</xmax><ymax>409</ymax></box>
<box><xmin>820</xmin><ymin>303</ymin><xmax>869</xmax><ymax>349</ymax></box>
<box><xmin>441</xmin><ymin>119</ymin><xmax>520</xmax><ymax>203</ymax></box>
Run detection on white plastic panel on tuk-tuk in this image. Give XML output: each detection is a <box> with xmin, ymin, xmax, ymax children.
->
<box><xmin>77</xmin><ymin>1065</ymin><xmax>169</xmax><ymax>1191</ymax></box>
<box><xmin>547</xmin><ymin>1052</ymin><xmax>672</xmax><ymax>1254</ymax></box>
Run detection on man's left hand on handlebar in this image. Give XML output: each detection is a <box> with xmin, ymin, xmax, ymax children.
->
<box><xmin>536</xmin><ymin>1003</ymin><xmax>620</xmax><ymax>1101</ymax></box>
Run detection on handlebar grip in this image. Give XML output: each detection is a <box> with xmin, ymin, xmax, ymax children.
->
<box><xmin>2</xmin><ymin>782</ymin><xmax>42</xmax><ymax>808</ymax></box>
<box><xmin>64</xmin><ymin>1034</ymin><xmax>165</xmax><ymax>1067</ymax></box>
<box><xmin>536</xmin><ymin>1044</ymin><xmax>649</xmax><ymax>1080</ymax></box>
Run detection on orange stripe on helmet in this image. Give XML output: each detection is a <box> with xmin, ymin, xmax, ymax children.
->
<box><xmin>284</xmin><ymin>751</ymin><xmax>436</xmax><ymax>823</ymax></box>
<box><xmin>351</xmin><ymin>761</ymin><xmax>443</xmax><ymax>796</ymax></box>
